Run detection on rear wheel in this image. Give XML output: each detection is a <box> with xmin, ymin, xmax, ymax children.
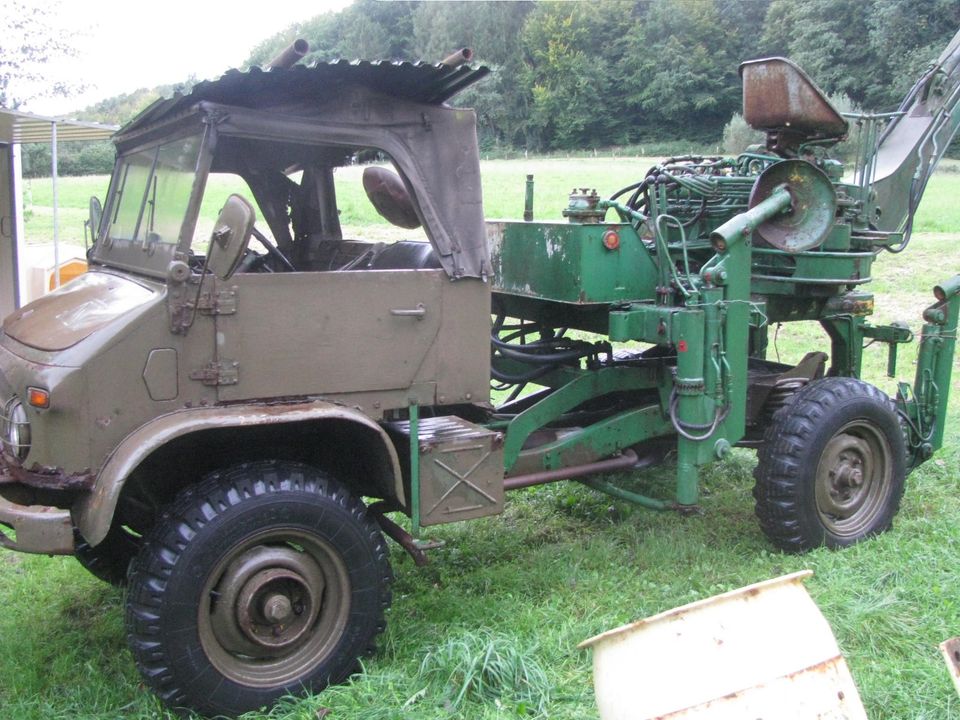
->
<box><xmin>125</xmin><ymin>461</ymin><xmax>392</xmax><ymax>717</ymax></box>
<box><xmin>753</xmin><ymin>377</ymin><xmax>906</xmax><ymax>552</ymax></box>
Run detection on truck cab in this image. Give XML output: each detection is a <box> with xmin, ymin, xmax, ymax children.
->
<box><xmin>0</xmin><ymin>59</ymin><xmax>501</xmax><ymax>716</ymax></box>
<box><xmin>0</xmin><ymin>60</ymin><xmax>495</xmax><ymax>555</ymax></box>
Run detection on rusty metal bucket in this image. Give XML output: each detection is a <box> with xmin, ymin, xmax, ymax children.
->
<box><xmin>579</xmin><ymin>570</ymin><xmax>867</xmax><ymax>719</ymax></box>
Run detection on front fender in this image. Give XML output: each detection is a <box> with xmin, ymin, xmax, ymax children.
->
<box><xmin>74</xmin><ymin>401</ymin><xmax>403</xmax><ymax>546</ymax></box>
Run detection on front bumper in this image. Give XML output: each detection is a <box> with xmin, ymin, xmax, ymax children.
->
<box><xmin>0</xmin><ymin>491</ymin><xmax>74</xmax><ymax>555</ymax></box>
<box><xmin>0</xmin><ymin>462</ymin><xmax>75</xmax><ymax>555</ymax></box>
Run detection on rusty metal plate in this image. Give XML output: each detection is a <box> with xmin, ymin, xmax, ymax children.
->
<box><xmin>740</xmin><ymin>57</ymin><xmax>848</xmax><ymax>138</ymax></box>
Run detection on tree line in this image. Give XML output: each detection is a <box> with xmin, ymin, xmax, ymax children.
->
<box><xmin>246</xmin><ymin>0</ymin><xmax>959</xmax><ymax>152</ymax></box>
<box><xmin>25</xmin><ymin>0</ymin><xmax>960</xmax><ymax>176</ymax></box>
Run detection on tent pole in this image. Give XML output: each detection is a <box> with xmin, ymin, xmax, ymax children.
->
<box><xmin>51</xmin><ymin>121</ymin><xmax>60</xmax><ymax>289</ymax></box>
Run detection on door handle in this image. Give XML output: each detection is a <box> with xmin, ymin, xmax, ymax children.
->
<box><xmin>390</xmin><ymin>303</ymin><xmax>426</xmax><ymax>319</ymax></box>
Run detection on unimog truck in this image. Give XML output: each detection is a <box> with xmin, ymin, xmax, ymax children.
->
<box><xmin>2</xmin><ymin>34</ymin><xmax>960</xmax><ymax>716</ymax></box>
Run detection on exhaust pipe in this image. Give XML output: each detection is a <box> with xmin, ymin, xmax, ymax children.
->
<box><xmin>440</xmin><ymin>48</ymin><xmax>474</xmax><ymax>68</ymax></box>
<box><xmin>268</xmin><ymin>39</ymin><xmax>309</xmax><ymax>70</ymax></box>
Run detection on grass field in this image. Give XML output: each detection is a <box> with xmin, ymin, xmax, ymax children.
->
<box><xmin>21</xmin><ymin>157</ymin><xmax>960</xmax><ymax>248</ymax></box>
<box><xmin>3</xmin><ymin>158</ymin><xmax>960</xmax><ymax>719</ymax></box>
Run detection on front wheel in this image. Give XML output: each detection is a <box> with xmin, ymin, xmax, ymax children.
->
<box><xmin>753</xmin><ymin>377</ymin><xmax>906</xmax><ymax>552</ymax></box>
<box><xmin>125</xmin><ymin>461</ymin><xmax>392</xmax><ymax>717</ymax></box>
<box><xmin>74</xmin><ymin>524</ymin><xmax>141</xmax><ymax>587</ymax></box>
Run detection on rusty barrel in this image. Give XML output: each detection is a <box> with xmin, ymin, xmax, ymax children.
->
<box><xmin>578</xmin><ymin>570</ymin><xmax>867</xmax><ymax>719</ymax></box>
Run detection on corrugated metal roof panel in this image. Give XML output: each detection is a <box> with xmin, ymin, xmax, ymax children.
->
<box><xmin>203</xmin><ymin>59</ymin><xmax>489</xmax><ymax>105</ymax></box>
<box><xmin>0</xmin><ymin>109</ymin><xmax>118</xmax><ymax>144</ymax></box>
<box><xmin>118</xmin><ymin>60</ymin><xmax>490</xmax><ymax>139</ymax></box>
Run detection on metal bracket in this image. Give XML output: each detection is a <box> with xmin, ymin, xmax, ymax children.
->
<box><xmin>197</xmin><ymin>288</ymin><xmax>237</xmax><ymax>316</ymax></box>
<box><xmin>863</xmin><ymin>321</ymin><xmax>913</xmax><ymax>377</ymax></box>
<box><xmin>190</xmin><ymin>361</ymin><xmax>239</xmax><ymax>386</ymax></box>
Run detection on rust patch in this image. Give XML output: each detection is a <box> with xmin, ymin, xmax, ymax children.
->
<box><xmin>1</xmin><ymin>453</ymin><xmax>93</xmax><ymax>491</ymax></box>
<box><xmin>367</xmin><ymin>501</ymin><xmax>429</xmax><ymax>566</ymax></box>
<box><xmin>739</xmin><ymin>57</ymin><xmax>848</xmax><ymax>148</ymax></box>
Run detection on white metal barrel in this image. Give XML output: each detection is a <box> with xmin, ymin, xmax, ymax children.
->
<box><xmin>578</xmin><ymin>570</ymin><xmax>867</xmax><ymax>719</ymax></box>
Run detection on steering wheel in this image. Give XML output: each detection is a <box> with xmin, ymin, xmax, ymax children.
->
<box><xmin>246</xmin><ymin>226</ymin><xmax>295</xmax><ymax>272</ymax></box>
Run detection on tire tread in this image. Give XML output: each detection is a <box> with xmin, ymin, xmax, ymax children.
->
<box><xmin>125</xmin><ymin>460</ymin><xmax>392</xmax><ymax>716</ymax></box>
<box><xmin>753</xmin><ymin>377</ymin><xmax>905</xmax><ymax>553</ymax></box>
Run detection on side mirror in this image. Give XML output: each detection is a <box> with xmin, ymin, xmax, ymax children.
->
<box><xmin>207</xmin><ymin>195</ymin><xmax>256</xmax><ymax>280</ymax></box>
<box><xmin>85</xmin><ymin>196</ymin><xmax>102</xmax><ymax>248</ymax></box>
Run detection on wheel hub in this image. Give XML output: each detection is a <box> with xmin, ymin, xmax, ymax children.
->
<box><xmin>818</xmin><ymin>433</ymin><xmax>873</xmax><ymax>517</ymax></box>
<box><xmin>263</xmin><ymin>593</ymin><xmax>294</xmax><ymax>624</ymax></box>
<box><xmin>813</xmin><ymin>418</ymin><xmax>894</xmax><ymax>540</ymax></box>
<box><xmin>210</xmin><ymin>546</ymin><xmax>325</xmax><ymax>658</ymax></box>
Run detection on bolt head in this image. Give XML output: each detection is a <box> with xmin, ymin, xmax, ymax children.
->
<box><xmin>263</xmin><ymin>594</ymin><xmax>293</xmax><ymax>624</ymax></box>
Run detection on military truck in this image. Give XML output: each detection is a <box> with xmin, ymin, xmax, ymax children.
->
<box><xmin>1</xmin><ymin>34</ymin><xmax>960</xmax><ymax>716</ymax></box>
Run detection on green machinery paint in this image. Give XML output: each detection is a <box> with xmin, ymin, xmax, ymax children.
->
<box><xmin>487</xmin><ymin>44</ymin><xmax>960</xmax><ymax>518</ymax></box>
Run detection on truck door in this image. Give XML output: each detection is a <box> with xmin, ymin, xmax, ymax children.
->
<box><xmin>212</xmin><ymin>269</ymin><xmax>444</xmax><ymax>403</ymax></box>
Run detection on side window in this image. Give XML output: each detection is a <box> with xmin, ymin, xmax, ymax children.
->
<box><xmin>194</xmin><ymin>145</ymin><xmax>438</xmax><ymax>273</ymax></box>
<box><xmin>334</xmin><ymin>157</ymin><xmax>429</xmax><ymax>244</ymax></box>
<box><xmin>193</xmin><ymin>173</ymin><xmax>267</xmax><ymax>251</ymax></box>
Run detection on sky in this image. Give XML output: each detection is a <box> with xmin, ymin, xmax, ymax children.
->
<box><xmin>7</xmin><ymin>0</ymin><xmax>354</xmax><ymax>116</ymax></box>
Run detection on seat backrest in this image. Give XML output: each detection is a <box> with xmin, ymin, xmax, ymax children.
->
<box><xmin>368</xmin><ymin>241</ymin><xmax>441</xmax><ymax>270</ymax></box>
<box><xmin>739</xmin><ymin>57</ymin><xmax>848</xmax><ymax>140</ymax></box>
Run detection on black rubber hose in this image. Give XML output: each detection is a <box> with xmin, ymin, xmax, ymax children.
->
<box><xmin>491</xmin><ymin>362</ymin><xmax>557</xmax><ymax>384</ymax></box>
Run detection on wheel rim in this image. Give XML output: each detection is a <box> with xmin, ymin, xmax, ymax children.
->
<box><xmin>815</xmin><ymin>420</ymin><xmax>893</xmax><ymax>539</ymax></box>
<box><xmin>198</xmin><ymin>529</ymin><xmax>350</xmax><ymax>688</ymax></box>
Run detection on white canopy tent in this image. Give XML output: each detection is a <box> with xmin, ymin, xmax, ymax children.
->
<box><xmin>0</xmin><ymin>109</ymin><xmax>117</xmax><ymax>317</ymax></box>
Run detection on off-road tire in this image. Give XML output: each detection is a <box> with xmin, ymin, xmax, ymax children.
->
<box><xmin>753</xmin><ymin>377</ymin><xmax>906</xmax><ymax>552</ymax></box>
<box><xmin>125</xmin><ymin>461</ymin><xmax>392</xmax><ymax>717</ymax></box>
<box><xmin>74</xmin><ymin>525</ymin><xmax>141</xmax><ymax>587</ymax></box>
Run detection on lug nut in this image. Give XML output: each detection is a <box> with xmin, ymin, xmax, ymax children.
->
<box><xmin>263</xmin><ymin>594</ymin><xmax>293</xmax><ymax>624</ymax></box>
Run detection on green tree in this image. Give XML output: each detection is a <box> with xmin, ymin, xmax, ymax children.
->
<box><xmin>412</xmin><ymin>2</ymin><xmax>535</xmax><ymax>148</ymax></box>
<box><xmin>339</xmin><ymin>14</ymin><xmax>393</xmax><ymax>59</ymax></box>
<box><xmin>230</xmin><ymin>0</ymin><xmax>960</xmax><ymax>153</ymax></box>
<box><xmin>246</xmin><ymin>13</ymin><xmax>343</xmax><ymax>68</ymax></box>
<box><xmin>867</xmin><ymin>0</ymin><xmax>960</xmax><ymax>106</ymax></box>
<box><xmin>760</xmin><ymin>0</ymin><xmax>877</xmax><ymax>106</ymax></box>
<box><xmin>715</xmin><ymin>0</ymin><xmax>773</xmax><ymax>63</ymax></box>
<box><xmin>244</xmin><ymin>0</ymin><xmax>419</xmax><ymax>67</ymax></box>
<box><xmin>343</xmin><ymin>0</ymin><xmax>417</xmax><ymax>58</ymax></box>
<box><xmin>520</xmin><ymin>1</ymin><xmax>635</xmax><ymax>149</ymax></box>
<box><xmin>0</xmin><ymin>0</ymin><xmax>86</xmax><ymax>109</ymax></box>
<box><xmin>412</xmin><ymin>1</ymin><xmax>534</xmax><ymax>67</ymax></box>
<box><xmin>76</xmin><ymin>80</ymin><xmax>196</xmax><ymax>126</ymax></box>
<box><xmin>618</xmin><ymin>0</ymin><xmax>740</xmax><ymax>140</ymax></box>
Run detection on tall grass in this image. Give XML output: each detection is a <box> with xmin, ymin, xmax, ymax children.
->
<box><xmin>3</xmin><ymin>160</ymin><xmax>960</xmax><ymax>719</ymax></box>
<box><xmin>418</xmin><ymin>629</ymin><xmax>552</xmax><ymax>715</ymax></box>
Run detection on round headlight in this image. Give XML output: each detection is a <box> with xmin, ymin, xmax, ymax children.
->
<box><xmin>3</xmin><ymin>397</ymin><xmax>30</xmax><ymax>461</ymax></box>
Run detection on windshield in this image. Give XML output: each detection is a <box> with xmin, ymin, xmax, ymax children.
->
<box><xmin>93</xmin><ymin>133</ymin><xmax>205</xmax><ymax>277</ymax></box>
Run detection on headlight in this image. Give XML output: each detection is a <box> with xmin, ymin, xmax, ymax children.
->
<box><xmin>1</xmin><ymin>397</ymin><xmax>30</xmax><ymax>460</ymax></box>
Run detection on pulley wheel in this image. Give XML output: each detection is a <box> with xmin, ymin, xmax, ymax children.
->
<box><xmin>749</xmin><ymin>159</ymin><xmax>837</xmax><ymax>253</ymax></box>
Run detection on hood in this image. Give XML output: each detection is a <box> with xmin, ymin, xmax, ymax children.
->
<box><xmin>3</xmin><ymin>271</ymin><xmax>157</xmax><ymax>352</ymax></box>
